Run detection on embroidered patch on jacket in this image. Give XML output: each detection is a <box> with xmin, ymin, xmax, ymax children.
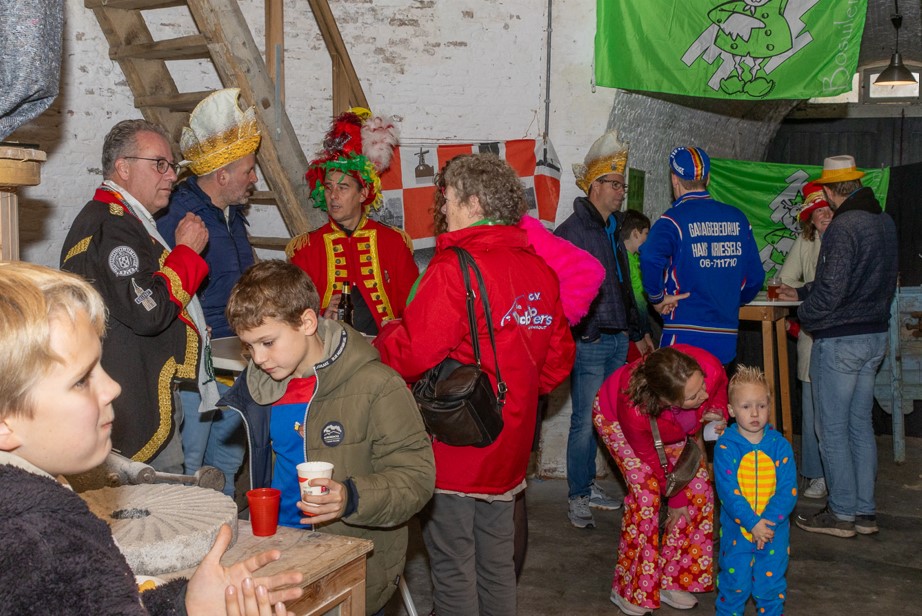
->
<box><xmin>109</xmin><ymin>245</ymin><xmax>140</xmax><ymax>277</ymax></box>
<box><xmin>132</xmin><ymin>278</ymin><xmax>157</xmax><ymax>311</ymax></box>
<box><xmin>321</xmin><ymin>421</ymin><xmax>345</xmax><ymax>447</ymax></box>
<box><xmin>500</xmin><ymin>292</ymin><xmax>554</xmax><ymax>330</ymax></box>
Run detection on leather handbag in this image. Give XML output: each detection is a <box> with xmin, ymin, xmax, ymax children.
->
<box><xmin>412</xmin><ymin>247</ymin><xmax>507</xmax><ymax>448</ymax></box>
<box><xmin>650</xmin><ymin>417</ymin><xmax>704</xmax><ymax>498</ymax></box>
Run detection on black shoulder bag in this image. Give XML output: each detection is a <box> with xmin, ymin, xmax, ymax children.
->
<box><xmin>412</xmin><ymin>247</ymin><xmax>507</xmax><ymax>447</ymax></box>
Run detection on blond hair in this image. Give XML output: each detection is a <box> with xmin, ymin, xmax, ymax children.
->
<box><xmin>728</xmin><ymin>365</ymin><xmax>772</xmax><ymax>405</ymax></box>
<box><xmin>0</xmin><ymin>262</ymin><xmax>106</xmax><ymax>420</ymax></box>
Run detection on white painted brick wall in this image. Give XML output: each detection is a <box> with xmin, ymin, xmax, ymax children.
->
<box><xmin>14</xmin><ymin>0</ymin><xmax>788</xmax><ymax>481</ymax></box>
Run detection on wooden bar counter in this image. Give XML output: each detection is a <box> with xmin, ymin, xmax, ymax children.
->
<box><xmin>739</xmin><ymin>294</ymin><xmax>801</xmax><ymax>443</ymax></box>
<box><xmin>171</xmin><ymin>525</ymin><xmax>373</xmax><ymax>616</ymax></box>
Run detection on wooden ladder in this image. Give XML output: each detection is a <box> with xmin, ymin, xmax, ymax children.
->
<box><xmin>85</xmin><ymin>0</ymin><xmax>328</xmax><ymax>243</ymax></box>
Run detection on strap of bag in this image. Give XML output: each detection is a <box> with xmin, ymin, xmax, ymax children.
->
<box><xmin>449</xmin><ymin>246</ymin><xmax>508</xmax><ymax>406</ymax></box>
<box><xmin>648</xmin><ymin>416</ymin><xmax>670</xmax><ymax>473</ymax></box>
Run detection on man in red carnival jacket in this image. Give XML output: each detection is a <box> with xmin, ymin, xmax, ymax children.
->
<box><xmin>286</xmin><ymin>108</ymin><xmax>417</xmax><ymax>336</ymax></box>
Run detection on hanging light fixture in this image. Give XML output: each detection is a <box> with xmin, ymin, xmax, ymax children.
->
<box><xmin>874</xmin><ymin>0</ymin><xmax>917</xmax><ymax>86</ymax></box>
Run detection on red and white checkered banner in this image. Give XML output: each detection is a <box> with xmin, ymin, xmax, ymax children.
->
<box><xmin>370</xmin><ymin>139</ymin><xmax>562</xmax><ymax>249</ymax></box>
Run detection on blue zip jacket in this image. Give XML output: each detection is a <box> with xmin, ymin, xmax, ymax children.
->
<box><xmin>640</xmin><ymin>191</ymin><xmax>764</xmax><ymax>363</ymax></box>
<box><xmin>156</xmin><ymin>176</ymin><xmax>255</xmax><ymax>338</ymax></box>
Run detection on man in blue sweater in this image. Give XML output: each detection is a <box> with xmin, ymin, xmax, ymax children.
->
<box><xmin>641</xmin><ymin>146</ymin><xmax>764</xmax><ymax>365</ymax></box>
<box><xmin>780</xmin><ymin>155</ymin><xmax>897</xmax><ymax>538</ymax></box>
<box><xmin>157</xmin><ymin>88</ymin><xmax>259</xmax><ymax>496</ymax></box>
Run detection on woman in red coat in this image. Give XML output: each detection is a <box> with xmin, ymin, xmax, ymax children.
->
<box><xmin>593</xmin><ymin>344</ymin><xmax>728</xmax><ymax>615</ymax></box>
<box><xmin>375</xmin><ymin>154</ymin><xmax>574</xmax><ymax>616</ymax></box>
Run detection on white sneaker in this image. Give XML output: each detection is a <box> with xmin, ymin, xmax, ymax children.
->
<box><xmin>610</xmin><ymin>590</ymin><xmax>649</xmax><ymax>615</ymax></box>
<box><xmin>660</xmin><ymin>589</ymin><xmax>698</xmax><ymax>610</ymax></box>
<box><xmin>803</xmin><ymin>477</ymin><xmax>828</xmax><ymax>499</ymax></box>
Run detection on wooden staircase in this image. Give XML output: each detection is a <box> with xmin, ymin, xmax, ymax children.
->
<box><xmin>85</xmin><ymin>0</ymin><xmax>330</xmax><ymax>240</ymax></box>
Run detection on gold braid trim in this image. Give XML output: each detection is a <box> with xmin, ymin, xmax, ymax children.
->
<box><xmin>161</xmin><ymin>264</ymin><xmax>191</xmax><ymax>307</ymax></box>
<box><xmin>285</xmin><ymin>233</ymin><xmax>310</xmax><ymax>259</ymax></box>
<box><xmin>322</xmin><ymin>228</ymin><xmax>347</xmax><ymax>308</ymax></box>
<box><xmin>175</xmin><ymin>318</ymin><xmax>199</xmax><ymax>379</ymax></box>
<box><xmin>132</xmin><ymin>357</ymin><xmax>177</xmax><ymax>463</ymax></box>
<box><xmin>354</xmin><ymin>228</ymin><xmax>395</xmax><ymax>320</ymax></box>
<box><xmin>109</xmin><ymin>203</ymin><xmax>124</xmax><ymax>216</ymax></box>
<box><xmin>62</xmin><ymin>236</ymin><xmax>93</xmax><ymax>264</ymax></box>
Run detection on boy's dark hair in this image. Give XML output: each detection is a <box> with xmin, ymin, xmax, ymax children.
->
<box><xmin>620</xmin><ymin>209</ymin><xmax>650</xmax><ymax>242</ymax></box>
<box><xmin>226</xmin><ymin>260</ymin><xmax>320</xmax><ymax>333</ymax></box>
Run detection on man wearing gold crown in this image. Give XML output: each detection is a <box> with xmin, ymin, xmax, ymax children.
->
<box><xmin>555</xmin><ymin>130</ymin><xmax>645</xmax><ymax>529</ymax></box>
<box><xmin>286</xmin><ymin>109</ymin><xmax>418</xmax><ymax>336</ymax></box>
<box><xmin>156</xmin><ymin>88</ymin><xmax>259</xmax><ymax>496</ymax></box>
<box><xmin>61</xmin><ymin>119</ymin><xmax>214</xmax><ymax>473</ymax></box>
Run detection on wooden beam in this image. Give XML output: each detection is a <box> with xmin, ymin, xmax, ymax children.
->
<box><xmin>110</xmin><ymin>34</ymin><xmax>210</xmax><ymax>61</ymax></box>
<box><xmin>85</xmin><ymin>0</ymin><xmax>186</xmax><ymax>9</ymax></box>
<box><xmin>265</xmin><ymin>0</ymin><xmax>285</xmax><ymax>105</ymax></box>
<box><xmin>186</xmin><ymin>0</ymin><xmax>322</xmax><ymax>233</ymax></box>
<box><xmin>134</xmin><ymin>90</ymin><xmax>210</xmax><ymax>112</ymax></box>
<box><xmin>305</xmin><ymin>0</ymin><xmax>368</xmax><ymax>114</ymax></box>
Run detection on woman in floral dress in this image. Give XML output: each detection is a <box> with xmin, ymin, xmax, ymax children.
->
<box><xmin>593</xmin><ymin>345</ymin><xmax>728</xmax><ymax>614</ymax></box>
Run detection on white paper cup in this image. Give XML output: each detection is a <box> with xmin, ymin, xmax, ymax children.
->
<box><xmin>297</xmin><ymin>461</ymin><xmax>334</xmax><ymax>498</ymax></box>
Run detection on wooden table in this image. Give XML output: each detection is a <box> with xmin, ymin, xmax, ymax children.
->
<box><xmin>170</xmin><ymin>524</ymin><xmax>373</xmax><ymax>616</ymax></box>
<box><xmin>739</xmin><ymin>294</ymin><xmax>801</xmax><ymax>443</ymax></box>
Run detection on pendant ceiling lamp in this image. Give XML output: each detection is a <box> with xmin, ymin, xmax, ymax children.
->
<box><xmin>874</xmin><ymin>0</ymin><xmax>917</xmax><ymax>86</ymax></box>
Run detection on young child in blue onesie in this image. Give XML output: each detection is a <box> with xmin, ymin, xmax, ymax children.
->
<box><xmin>715</xmin><ymin>366</ymin><xmax>797</xmax><ymax>616</ymax></box>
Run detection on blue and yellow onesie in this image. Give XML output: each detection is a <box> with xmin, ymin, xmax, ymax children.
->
<box><xmin>714</xmin><ymin>424</ymin><xmax>797</xmax><ymax>616</ymax></box>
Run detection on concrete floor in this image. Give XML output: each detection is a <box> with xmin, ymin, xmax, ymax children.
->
<box><xmin>385</xmin><ymin>435</ymin><xmax>922</xmax><ymax>615</ymax></box>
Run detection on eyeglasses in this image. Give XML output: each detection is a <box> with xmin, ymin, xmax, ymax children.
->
<box><xmin>123</xmin><ymin>156</ymin><xmax>181</xmax><ymax>175</ymax></box>
<box><xmin>597</xmin><ymin>178</ymin><xmax>628</xmax><ymax>191</ymax></box>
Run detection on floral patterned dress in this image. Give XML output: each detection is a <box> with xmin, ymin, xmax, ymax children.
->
<box><xmin>594</xmin><ymin>402</ymin><xmax>716</xmax><ymax>610</ymax></box>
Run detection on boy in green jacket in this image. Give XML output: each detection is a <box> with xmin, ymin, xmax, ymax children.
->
<box><xmin>222</xmin><ymin>260</ymin><xmax>435</xmax><ymax>615</ymax></box>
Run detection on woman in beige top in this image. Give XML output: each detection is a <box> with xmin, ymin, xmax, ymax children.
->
<box><xmin>779</xmin><ymin>181</ymin><xmax>833</xmax><ymax>499</ymax></box>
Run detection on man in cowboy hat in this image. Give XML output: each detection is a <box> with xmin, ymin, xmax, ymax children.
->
<box><xmin>640</xmin><ymin>146</ymin><xmax>764</xmax><ymax>364</ymax></box>
<box><xmin>156</xmin><ymin>88</ymin><xmax>260</xmax><ymax>496</ymax></box>
<box><xmin>286</xmin><ymin>108</ymin><xmax>418</xmax><ymax>337</ymax></box>
<box><xmin>779</xmin><ymin>155</ymin><xmax>897</xmax><ymax>539</ymax></box>
<box><xmin>555</xmin><ymin>130</ymin><xmax>646</xmax><ymax>528</ymax></box>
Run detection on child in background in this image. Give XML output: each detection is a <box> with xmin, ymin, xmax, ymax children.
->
<box><xmin>222</xmin><ymin>260</ymin><xmax>435</xmax><ymax>616</ymax></box>
<box><xmin>620</xmin><ymin>209</ymin><xmax>654</xmax><ymax>358</ymax></box>
<box><xmin>715</xmin><ymin>366</ymin><xmax>797</xmax><ymax>616</ymax></box>
<box><xmin>0</xmin><ymin>262</ymin><xmax>301</xmax><ymax>616</ymax></box>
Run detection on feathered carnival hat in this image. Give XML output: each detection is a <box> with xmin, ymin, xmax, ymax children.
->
<box><xmin>573</xmin><ymin>130</ymin><xmax>629</xmax><ymax>195</ymax></box>
<box><xmin>799</xmin><ymin>181</ymin><xmax>830</xmax><ymax>222</ymax></box>
<box><xmin>180</xmin><ymin>88</ymin><xmax>261</xmax><ymax>176</ymax></box>
<box><xmin>306</xmin><ymin>107</ymin><xmax>400</xmax><ymax>211</ymax></box>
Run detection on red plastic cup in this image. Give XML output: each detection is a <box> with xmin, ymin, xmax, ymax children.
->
<box><xmin>246</xmin><ymin>488</ymin><xmax>281</xmax><ymax>537</ymax></box>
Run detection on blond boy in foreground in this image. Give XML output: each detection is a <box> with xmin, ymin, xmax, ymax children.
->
<box><xmin>0</xmin><ymin>262</ymin><xmax>302</xmax><ymax>616</ymax></box>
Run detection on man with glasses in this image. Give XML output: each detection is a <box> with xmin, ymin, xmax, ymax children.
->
<box><xmin>555</xmin><ymin>130</ymin><xmax>644</xmax><ymax>528</ymax></box>
<box><xmin>640</xmin><ymin>146</ymin><xmax>763</xmax><ymax>365</ymax></box>
<box><xmin>61</xmin><ymin>119</ymin><xmax>212</xmax><ymax>474</ymax></box>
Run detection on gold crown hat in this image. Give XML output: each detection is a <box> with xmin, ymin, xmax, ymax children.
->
<box><xmin>180</xmin><ymin>88</ymin><xmax>261</xmax><ymax>176</ymax></box>
<box><xmin>573</xmin><ymin>130</ymin><xmax>629</xmax><ymax>194</ymax></box>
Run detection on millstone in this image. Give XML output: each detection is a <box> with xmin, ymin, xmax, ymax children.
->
<box><xmin>81</xmin><ymin>483</ymin><xmax>238</xmax><ymax>576</ymax></box>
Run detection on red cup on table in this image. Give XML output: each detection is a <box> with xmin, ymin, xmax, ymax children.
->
<box><xmin>246</xmin><ymin>488</ymin><xmax>281</xmax><ymax>536</ymax></box>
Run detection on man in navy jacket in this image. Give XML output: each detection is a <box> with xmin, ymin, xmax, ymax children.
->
<box><xmin>157</xmin><ymin>88</ymin><xmax>259</xmax><ymax>496</ymax></box>
<box><xmin>555</xmin><ymin>130</ymin><xmax>642</xmax><ymax>528</ymax></box>
<box><xmin>781</xmin><ymin>155</ymin><xmax>897</xmax><ymax>539</ymax></box>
